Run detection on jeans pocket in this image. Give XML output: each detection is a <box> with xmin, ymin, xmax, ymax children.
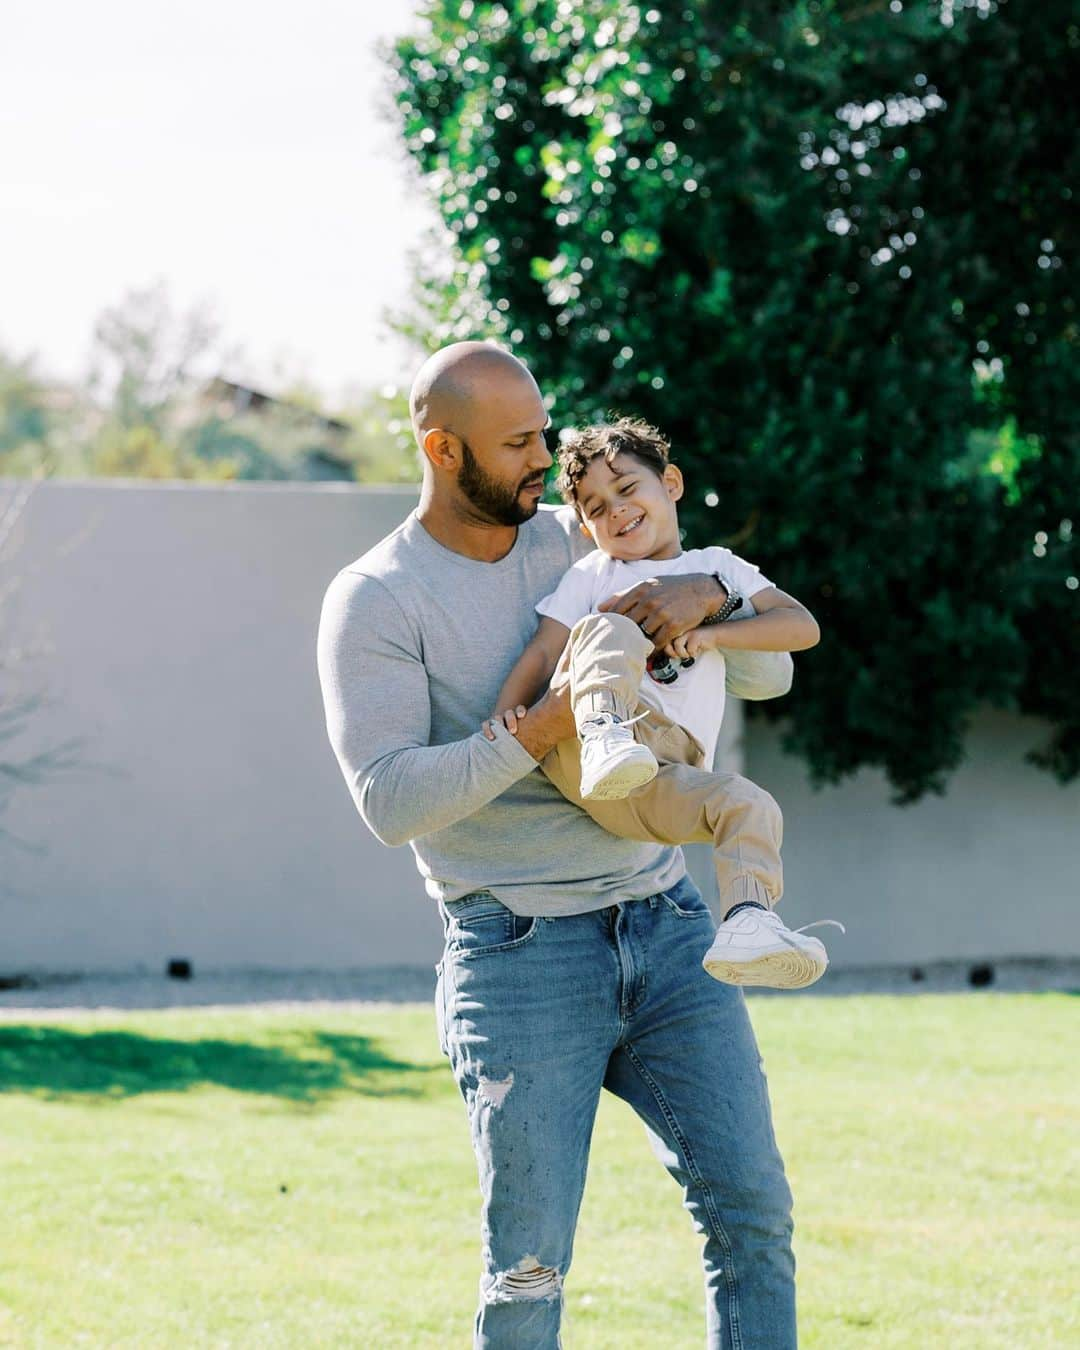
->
<box><xmin>657</xmin><ymin>876</ymin><xmax>713</xmax><ymax>919</ymax></box>
<box><xmin>444</xmin><ymin>892</ymin><xmax>540</xmax><ymax>957</ymax></box>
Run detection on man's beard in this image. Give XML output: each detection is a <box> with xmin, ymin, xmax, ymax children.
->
<box><xmin>459</xmin><ymin>439</ymin><xmax>544</xmax><ymax>526</ymax></box>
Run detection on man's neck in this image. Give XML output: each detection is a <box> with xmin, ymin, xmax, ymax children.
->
<box><xmin>416</xmin><ymin>491</ymin><xmax>520</xmax><ymax>563</ymax></box>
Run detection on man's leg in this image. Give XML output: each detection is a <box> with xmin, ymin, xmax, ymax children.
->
<box><xmin>438</xmin><ymin>893</ymin><xmax>621</xmax><ymax>1348</ymax></box>
<box><xmin>601</xmin><ymin>879</ymin><xmax>797</xmax><ymax>1349</ymax></box>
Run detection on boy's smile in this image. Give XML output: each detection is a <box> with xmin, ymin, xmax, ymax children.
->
<box><xmin>577</xmin><ymin>452</ymin><xmax>684</xmax><ymax>561</ymax></box>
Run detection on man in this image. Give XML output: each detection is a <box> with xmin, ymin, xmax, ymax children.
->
<box><xmin>317</xmin><ymin>341</ymin><xmax>797</xmax><ymax>1348</ymax></box>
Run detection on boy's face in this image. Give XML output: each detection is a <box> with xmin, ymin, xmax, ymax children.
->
<box><xmin>575</xmin><ymin>452</ymin><xmax>684</xmax><ymax>561</ymax></box>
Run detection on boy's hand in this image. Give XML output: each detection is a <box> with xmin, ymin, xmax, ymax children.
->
<box><xmin>482</xmin><ymin>705</ymin><xmax>528</xmax><ymax>741</ymax></box>
<box><xmin>598</xmin><ymin>574</ymin><xmax>728</xmax><ymax>649</ymax></box>
<box><xmin>481</xmin><ymin>681</ymin><xmax>575</xmax><ymax>760</ymax></box>
<box><xmin>664</xmin><ymin>627</ymin><xmax>717</xmax><ymax>662</ymax></box>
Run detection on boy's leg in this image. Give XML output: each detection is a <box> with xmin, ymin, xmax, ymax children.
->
<box><xmin>437</xmin><ymin>893</ymin><xmax>620</xmax><ymax>1347</ymax></box>
<box><xmin>565</xmin><ymin>610</ymin><xmax>652</xmax><ymax>723</ymax></box>
<box><xmin>564</xmin><ymin>612</ymin><xmax>659</xmax><ymax>799</ymax></box>
<box><xmin>543</xmin><ymin>734</ymin><xmax>832</xmax><ymax>988</ymax></box>
<box><xmin>545</xmin><ymin>723</ymin><xmax>783</xmax><ymax>914</ymax></box>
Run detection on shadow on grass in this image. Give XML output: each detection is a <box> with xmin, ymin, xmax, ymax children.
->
<box><xmin>0</xmin><ymin>1026</ymin><xmax>443</xmax><ymax>1102</ymax></box>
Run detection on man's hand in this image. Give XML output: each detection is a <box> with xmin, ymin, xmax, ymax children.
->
<box><xmin>597</xmin><ymin>573</ymin><xmax>727</xmax><ymax>650</ymax></box>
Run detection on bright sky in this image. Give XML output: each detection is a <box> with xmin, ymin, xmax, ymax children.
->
<box><xmin>0</xmin><ymin>0</ymin><xmax>438</xmax><ymax>403</ymax></box>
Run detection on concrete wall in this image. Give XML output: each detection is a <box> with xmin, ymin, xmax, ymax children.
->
<box><xmin>745</xmin><ymin>711</ymin><xmax>1080</xmax><ymax>966</ymax></box>
<box><xmin>1</xmin><ymin>479</ymin><xmax>440</xmax><ymax>972</ymax></box>
<box><xmin>2</xmin><ymin>479</ymin><xmax>1076</xmax><ymax>973</ymax></box>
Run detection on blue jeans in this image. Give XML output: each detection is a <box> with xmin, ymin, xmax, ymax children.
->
<box><xmin>436</xmin><ymin>873</ymin><xmax>796</xmax><ymax>1349</ymax></box>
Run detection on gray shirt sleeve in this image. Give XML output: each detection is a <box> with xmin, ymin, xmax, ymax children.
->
<box><xmin>317</xmin><ymin>569</ymin><xmax>539</xmax><ymax>847</ymax></box>
<box><xmin>721</xmin><ymin>596</ymin><xmax>795</xmax><ymax>700</ymax></box>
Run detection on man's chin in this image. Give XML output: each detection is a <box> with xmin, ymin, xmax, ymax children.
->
<box><xmin>516</xmin><ymin>489</ymin><xmax>543</xmax><ymax>520</ymax></box>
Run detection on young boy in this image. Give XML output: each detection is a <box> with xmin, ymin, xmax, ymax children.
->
<box><xmin>484</xmin><ymin>415</ymin><xmax>841</xmax><ymax>989</ymax></box>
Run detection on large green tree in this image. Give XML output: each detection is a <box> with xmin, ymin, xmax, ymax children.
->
<box><xmin>391</xmin><ymin>0</ymin><xmax>1078</xmax><ymax>801</ymax></box>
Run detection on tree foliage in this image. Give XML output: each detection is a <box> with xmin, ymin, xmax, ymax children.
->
<box><xmin>0</xmin><ymin>287</ymin><xmax>420</xmax><ymax>486</ymax></box>
<box><xmin>391</xmin><ymin>0</ymin><xmax>1079</xmax><ymax>800</ymax></box>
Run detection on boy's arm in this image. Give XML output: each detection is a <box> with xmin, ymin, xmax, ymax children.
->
<box><xmin>491</xmin><ymin>617</ymin><xmax>571</xmax><ymax>717</ymax></box>
<box><xmin>595</xmin><ymin>572</ymin><xmax>797</xmax><ymax>699</ymax></box>
<box><xmin>667</xmin><ymin>587</ymin><xmax>819</xmax><ymax>658</ymax></box>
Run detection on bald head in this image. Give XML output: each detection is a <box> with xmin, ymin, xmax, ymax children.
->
<box><xmin>409</xmin><ymin>341</ymin><xmax>537</xmax><ymax>445</ymax></box>
<box><xmin>408</xmin><ymin>341</ymin><xmax>552</xmax><ymax>529</ymax></box>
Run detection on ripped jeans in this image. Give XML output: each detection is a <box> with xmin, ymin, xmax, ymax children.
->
<box><xmin>436</xmin><ymin>873</ymin><xmax>796</xmax><ymax>1349</ymax></box>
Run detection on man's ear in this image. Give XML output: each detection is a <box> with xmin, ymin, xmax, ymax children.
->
<box><xmin>664</xmin><ymin>463</ymin><xmax>684</xmax><ymax>503</ymax></box>
<box><xmin>421</xmin><ymin>427</ymin><xmax>461</xmax><ymax>472</ymax></box>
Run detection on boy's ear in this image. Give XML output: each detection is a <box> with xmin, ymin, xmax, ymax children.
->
<box><xmin>664</xmin><ymin>463</ymin><xmax>684</xmax><ymax>503</ymax></box>
<box><xmin>579</xmin><ymin>520</ymin><xmax>592</xmax><ymax>537</ymax></box>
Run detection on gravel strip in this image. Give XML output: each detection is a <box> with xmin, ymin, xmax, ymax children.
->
<box><xmin>0</xmin><ymin>958</ymin><xmax>1076</xmax><ymax>1018</ymax></box>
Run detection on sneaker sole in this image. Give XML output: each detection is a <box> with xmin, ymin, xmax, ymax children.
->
<box><xmin>702</xmin><ymin>946</ymin><xmax>827</xmax><ymax>990</ymax></box>
<box><xmin>581</xmin><ymin>754</ymin><xmax>658</xmax><ymax>801</ymax></box>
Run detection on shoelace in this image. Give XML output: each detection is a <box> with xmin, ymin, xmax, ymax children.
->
<box><xmin>794</xmin><ymin>919</ymin><xmax>846</xmax><ymax>936</ymax></box>
<box><xmin>581</xmin><ymin>710</ymin><xmax>650</xmax><ymax>733</ymax></box>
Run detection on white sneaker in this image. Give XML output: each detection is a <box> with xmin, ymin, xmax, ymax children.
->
<box><xmin>702</xmin><ymin>908</ymin><xmax>845</xmax><ymax>990</ymax></box>
<box><xmin>578</xmin><ymin>713</ymin><xmax>658</xmax><ymax>801</ymax></box>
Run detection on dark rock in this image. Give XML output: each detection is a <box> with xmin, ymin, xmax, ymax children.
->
<box><xmin>0</xmin><ymin>973</ymin><xmax>37</xmax><ymax>991</ymax></box>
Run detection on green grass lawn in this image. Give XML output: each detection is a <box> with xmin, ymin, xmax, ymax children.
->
<box><xmin>0</xmin><ymin>995</ymin><xmax>1076</xmax><ymax>1348</ymax></box>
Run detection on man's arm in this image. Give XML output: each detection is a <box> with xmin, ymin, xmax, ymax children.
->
<box><xmin>596</xmin><ymin>573</ymin><xmax>794</xmax><ymax>699</ymax></box>
<box><xmin>317</xmin><ymin>570</ymin><xmax>564</xmax><ymax>847</ymax></box>
<box><xmin>718</xmin><ymin>609</ymin><xmax>795</xmax><ymax>699</ymax></box>
<box><xmin>710</xmin><ymin>592</ymin><xmax>795</xmax><ymax>699</ymax></box>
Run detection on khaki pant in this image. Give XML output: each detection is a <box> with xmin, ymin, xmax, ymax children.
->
<box><xmin>543</xmin><ymin>613</ymin><xmax>783</xmax><ymax>913</ymax></box>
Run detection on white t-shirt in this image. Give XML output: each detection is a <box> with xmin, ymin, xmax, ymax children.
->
<box><xmin>536</xmin><ymin>546</ymin><xmax>772</xmax><ymax>764</ymax></box>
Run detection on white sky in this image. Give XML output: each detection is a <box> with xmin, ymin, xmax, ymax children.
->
<box><xmin>0</xmin><ymin>0</ymin><xmax>438</xmax><ymax>403</ymax></box>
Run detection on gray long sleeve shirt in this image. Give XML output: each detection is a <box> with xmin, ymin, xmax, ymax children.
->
<box><xmin>316</xmin><ymin>506</ymin><xmax>793</xmax><ymax>916</ymax></box>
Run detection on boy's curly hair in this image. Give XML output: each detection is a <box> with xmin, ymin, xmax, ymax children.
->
<box><xmin>555</xmin><ymin>415</ymin><xmax>671</xmax><ymax>508</ymax></box>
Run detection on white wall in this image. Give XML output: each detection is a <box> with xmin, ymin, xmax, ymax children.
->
<box><xmin>746</xmin><ymin>708</ymin><xmax>1080</xmax><ymax>965</ymax></box>
<box><xmin>2</xmin><ymin>479</ymin><xmax>1077</xmax><ymax>973</ymax></box>
<box><xmin>1</xmin><ymin>479</ymin><xmax>439</xmax><ymax>972</ymax></box>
